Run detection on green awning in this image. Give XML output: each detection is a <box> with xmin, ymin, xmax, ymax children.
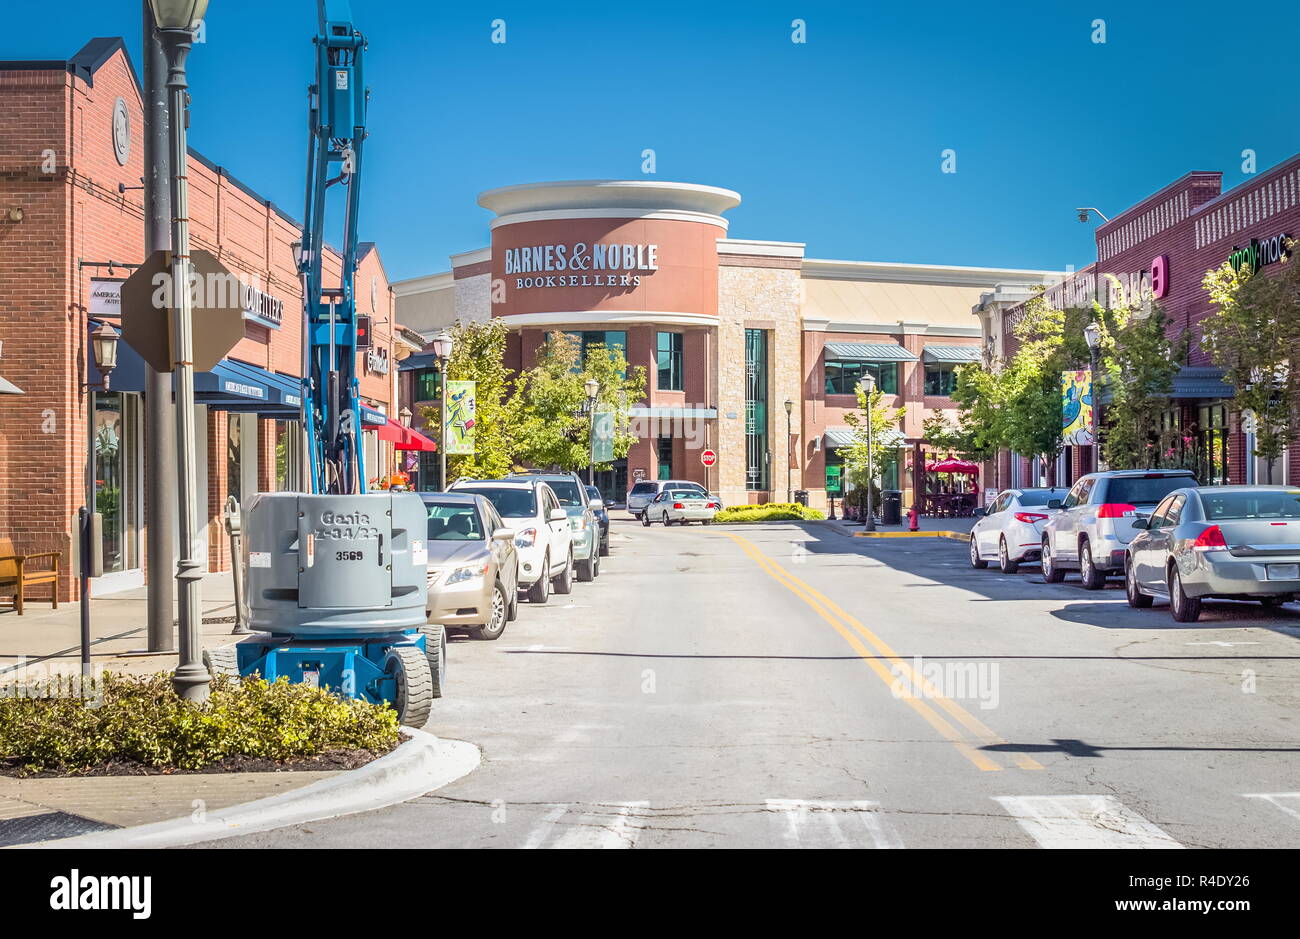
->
<box><xmin>922</xmin><ymin>345</ymin><xmax>981</xmax><ymax>364</ymax></box>
<box><xmin>823</xmin><ymin>342</ymin><xmax>917</xmax><ymax>362</ymax></box>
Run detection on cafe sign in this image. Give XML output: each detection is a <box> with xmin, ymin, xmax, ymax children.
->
<box><xmin>505</xmin><ymin>241</ymin><xmax>659</xmax><ymax>290</ymax></box>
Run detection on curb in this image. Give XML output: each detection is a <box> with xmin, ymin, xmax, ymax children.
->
<box><xmin>20</xmin><ymin>727</ymin><xmax>480</xmax><ymax>850</ymax></box>
<box><xmin>854</xmin><ymin>530</ymin><xmax>969</xmax><ymax>542</ymax></box>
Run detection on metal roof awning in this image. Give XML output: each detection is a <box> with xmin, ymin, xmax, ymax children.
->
<box><xmin>823</xmin><ymin>342</ymin><xmax>918</xmax><ymax>362</ymax></box>
<box><xmin>1170</xmin><ymin>366</ymin><xmax>1234</xmax><ymax>400</ymax></box>
<box><xmin>0</xmin><ymin>374</ymin><xmax>23</xmax><ymax>395</ymax></box>
<box><xmin>398</xmin><ymin>352</ymin><xmax>439</xmax><ymax>372</ymax></box>
<box><xmin>824</xmin><ymin>427</ymin><xmax>906</xmax><ymax>449</ymax></box>
<box><xmin>922</xmin><ymin>345</ymin><xmax>981</xmax><ymax>364</ymax></box>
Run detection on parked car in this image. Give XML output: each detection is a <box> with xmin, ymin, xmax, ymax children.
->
<box><xmin>1041</xmin><ymin>469</ymin><xmax>1198</xmax><ymax>588</ymax></box>
<box><xmin>627</xmin><ymin>479</ymin><xmax>715</xmax><ymax>518</ymax></box>
<box><xmin>507</xmin><ymin>472</ymin><xmax>601</xmax><ymax>581</ymax></box>
<box><xmin>969</xmin><ymin>487</ymin><xmax>1066</xmax><ymax>573</ymax></box>
<box><xmin>642</xmin><ymin>487</ymin><xmax>721</xmax><ymax>526</ymax></box>
<box><xmin>420</xmin><ymin>492</ymin><xmax>520</xmax><ymax>642</ymax></box>
<box><xmin>448</xmin><ymin>477</ymin><xmax>574</xmax><ymax>604</ymax></box>
<box><xmin>585</xmin><ymin>485</ymin><xmax>611</xmax><ymax>556</ymax></box>
<box><xmin>1125</xmin><ymin>485</ymin><xmax>1300</xmax><ymax>622</ymax></box>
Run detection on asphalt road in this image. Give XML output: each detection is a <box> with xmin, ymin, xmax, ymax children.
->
<box><xmin>209</xmin><ymin>518</ymin><xmax>1300</xmax><ymax>849</ymax></box>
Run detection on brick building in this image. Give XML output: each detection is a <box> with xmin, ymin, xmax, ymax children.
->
<box><xmin>393</xmin><ymin>180</ymin><xmax>1061</xmax><ymax>510</ymax></box>
<box><xmin>0</xmin><ymin>38</ymin><xmax>404</xmax><ymax>601</ymax></box>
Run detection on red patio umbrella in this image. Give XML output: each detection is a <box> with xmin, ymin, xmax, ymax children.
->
<box><xmin>926</xmin><ymin>458</ymin><xmax>979</xmax><ymax>475</ymax></box>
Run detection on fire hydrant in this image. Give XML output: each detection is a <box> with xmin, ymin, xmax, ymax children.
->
<box><xmin>908</xmin><ymin>502</ymin><xmax>920</xmax><ymax>532</ymax></box>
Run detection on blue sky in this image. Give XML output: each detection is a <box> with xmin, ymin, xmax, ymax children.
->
<box><xmin>7</xmin><ymin>1</ymin><xmax>1300</xmax><ymax>281</ymax></box>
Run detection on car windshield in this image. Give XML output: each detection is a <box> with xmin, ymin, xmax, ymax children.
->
<box><xmin>461</xmin><ymin>487</ymin><xmax>536</xmax><ymax>519</ymax></box>
<box><xmin>545</xmin><ymin>478</ymin><xmax>583</xmax><ymax>506</ymax></box>
<box><xmin>1018</xmin><ymin>489</ymin><xmax>1062</xmax><ymax>506</ymax></box>
<box><xmin>424</xmin><ymin>503</ymin><xmax>484</xmax><ymax>541</ymax></box>
<box><xmin>1201</xmin><ymin>490</ymin><xmax>1300</xmax><ymax>520</ymax></box>
<box><xmin>1107</xmin><ymin>475</ymin><xmax>1196</xmax><ymax>505</ymax></box>
<box><xmin>630</xmin><ymin>483</ymin><xmax>658</xmax><ymax>495</ymax></box>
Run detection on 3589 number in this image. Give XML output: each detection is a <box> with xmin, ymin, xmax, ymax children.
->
<box><xmin>335</xmin><ymin>550</ymin><xmax>364</xmax><ymax>562</ymax></box>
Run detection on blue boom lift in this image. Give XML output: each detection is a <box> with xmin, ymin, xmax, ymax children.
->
<box><xmin>201</xmin><ymin>1</ymin><xmax>441</xmax><ymax>726</ymax></box>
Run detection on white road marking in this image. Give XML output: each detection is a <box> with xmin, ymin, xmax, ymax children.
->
<box><xmin>524</xmin><ymin>802</ymin><xmax>651</xmax><ymax>849</ymax></box>
<box><xmin>1185</xmin><ymin>641</ymin><xmax>1259</xmax><ymax>648</ymax></box>
<box><xmin>765</xmin><ymin>799</ymin><xmax>904</xmax><ymax>849</ymax></box>
<box><xmin>1244</xmin><ymin>793</ymin><xmax>1300</xmax><ymax>824</ymax></box>
<box><xmin>995</xmin><ymin>795</ymin><xmax>1182</xmax><ymax>849</ymax></box>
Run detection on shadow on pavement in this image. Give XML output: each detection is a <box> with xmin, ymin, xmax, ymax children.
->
<box><xmin>984</xmin><ymin>738</ymin><xmax>1300</xmax><ymax>759</ymax></box>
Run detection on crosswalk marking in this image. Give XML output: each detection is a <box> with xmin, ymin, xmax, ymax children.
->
<box><xmin>995</xmin><ymin>795</ymin><xmax>1183</xmax><ymax>849</ymax></box>
<box><xmin>523</xmin><ymin>802</ymin><xmax>650</xmax><ymax>849</ymax></box>
<box><xmin>1244</xmin><ymin>792</ymin><xmax>1300</xmax><ymax>823</ymax></box>
<box><xmin>765</xmin><ymin>799</ymin><xmax>904</xmax><ymax>849</ymax></box>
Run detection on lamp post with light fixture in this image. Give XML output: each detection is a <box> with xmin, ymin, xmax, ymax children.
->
<box><xmin>1084</xmin><ymin>320</ymin><xmax>1102</xmax><ymax>472</ymax></box>
<box><xmin>585</xmin><ymin>378</ymin><xmax>600</xmax><ymax>486</ymax></box>
<box><xmin>81</xmin><ymin>322</ymin><xmax>121</xmax><ymax>676</ymax></box>
<box><xmin>858</xmin><ymin>372</ymin><xmax>877</xmax><ymax>532</ymax></box>
<box><xmin>148</xmin><ymin>0</ymin><xmax>210</xmax><ymax>701</ymax></box>
<box><xmin>783</xmin><ymin>398</ymin><xmax>793</xmax><ymax>503</ymax></box>
<box><xmin>432</xmin><ymin>329</ymin><xmax>454</xmax><ymax>490</ymax></box>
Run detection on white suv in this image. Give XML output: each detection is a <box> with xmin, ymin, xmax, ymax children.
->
<box><xmin>1041</xmin><ymin>469</ymin><xmax>1198</xmax><ymax>589</ymax></box>
<box><xmin>449</xmin><ymin>478</ymin><xmax>574</xmax><ymax>604</ymax></box>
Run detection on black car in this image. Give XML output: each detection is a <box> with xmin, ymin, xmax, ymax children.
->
<box><xmin>586</xmin><ymin>485</ymin><xmax>611</xmax><ymax>557</ymax></box>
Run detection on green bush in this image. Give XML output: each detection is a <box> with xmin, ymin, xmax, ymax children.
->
<box><xmin>0</xmin><ymin>671</ymin><xmax>400</xmax><ymax>773</ymax></box>
<box><xmin>714</xmin><ymin>502</ymin><xmax>826</xmax><ymax>523</ymax></box>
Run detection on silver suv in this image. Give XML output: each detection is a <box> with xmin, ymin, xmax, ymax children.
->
<box><xmin>1041</xmin><ymin>469</ymin><xmax>1198</xmax><ymax>589</ymax></box>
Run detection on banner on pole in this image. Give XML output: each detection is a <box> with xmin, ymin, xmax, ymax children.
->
<box><xmin>592</xmin><ymin>409</ymin><xmax>615</xmax><ymax>463</ymax></box>
<box><xmin>1061</xmin><ymin>370</ymin><xmax>1095</xmax><ymax>446</ymax></box>
<box><xmin>445</xmin><ymin>380</ymin><xmax>477</xmax><ymax>454</ymax></box>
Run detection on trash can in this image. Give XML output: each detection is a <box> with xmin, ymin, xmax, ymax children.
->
<box><xmin>881</xmin><ymin>490</ymin><xmax>903</xmax><ymax>526</ymax></box>
<box><xmin>794</xmin><ymin>490</ymin><xmax>809</xmax><ymax>507</ymax></box>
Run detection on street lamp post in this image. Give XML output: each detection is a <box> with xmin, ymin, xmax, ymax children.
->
<box><xmin>858</xmin><ymin>373</ymin><xmax>877</xmax><ymax>532</ymax></box>
<box><xmin>783</xmin><ymin>398</ymin><xmax>793</xmax><ymax>503</ymax></box>
<box><xmin>585</xmin><ymin>378</ymin><xmax>599</xmax><ymax>486</ymax></box>
<box><xmin>432</xmin><ymin>329</ymin><xmax>454</xmax><ymax>490</ymax></box>
<box><xmin>149</xmin><ymin>0</ymin><xmax>210</xmax><ymax>702</ymax></box>
<box><xmin>82</xmin><ymin>323</ymin><xmax>121</xmax><ymax>676</ymax></box>
<box><xmin>1084</xmin><ymin>321</ymin><xmax>1102</xmax><ymax>473</ymax></box>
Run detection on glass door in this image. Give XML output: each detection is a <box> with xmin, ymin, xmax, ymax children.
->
<box><xmin>93</xmin><ymin>392</ymin><xmax>140</xmax><ymax>573</ymax></box>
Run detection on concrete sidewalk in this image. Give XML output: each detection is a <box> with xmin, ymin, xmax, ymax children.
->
<box><xmin>0</xmin><ymin>571</ymin><xmax>245</xmax><ymax>680</ymax></box>
<box><xmin>821</xmin><ymin>514</ymin><xmax>976</xmax><ymax>538</ymax></box>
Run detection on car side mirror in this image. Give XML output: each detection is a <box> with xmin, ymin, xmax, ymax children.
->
<box><xmin>972</xmin><ymin>507</ymin><xmax>986</xmax><ymax>517</ymax></box>
<box><xmin>493</xmin><ymin>527</ymin><xmax>516</xmax><ymax>541</ymax></box>
<box><xmin>1131</xmin><ymin>517</ymin><xmax>1149</xmax><ymax>530</ymax></box>
<box><xmin>590</xmin><ymin>498</ymin><xmax>604</xmax><ymax>510</ymax></box>
<box><xmin>549</xmin><ymin>509</ymin><xmax>567</xmax><ymax>522</ymax></box>
<box><xmin>1047</xmin><ymin>499</ymin><xmax>1062</xmax><ymax>509</ymax></box>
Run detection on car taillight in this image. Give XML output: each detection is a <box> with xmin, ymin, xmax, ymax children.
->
<box><xmin>1014</xmin><ymin>512</ymin><xmax>1048</xmax><ymax>523</ymax></box>
<box><xmin>673</xmin><ymin>502</ymin><xmax>685</xmax><ymax>509</ymax></box>
<box><xmin>1192</xmin><ymin>525</ymin><xmax>1228</xmax><ymax>552</ymax></box>
<box><xmin>707</xmin><ymin>502</ymin><xmax>720</xmax><ymax>509</ymax></box>
<box><xmin>1097</xmin><ymin>503</ymin><xmax>1138</xmax><ymax>518</ymax></box>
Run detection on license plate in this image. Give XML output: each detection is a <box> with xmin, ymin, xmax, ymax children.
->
<box><xmin>1267</xmin><ymin>564</ymin><xmax>1300</xmax><ymax>581</ymax></box>
<box><xmin>301</xmin><ymin>669</ymin><xmax>320</xmax><ymax>688</ymax></box>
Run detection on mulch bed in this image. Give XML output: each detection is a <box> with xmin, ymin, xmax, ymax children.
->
<box><xmin>0</xmin><ymin>734</ymin><xmax>406</xmax><ymax>779</ymax></box>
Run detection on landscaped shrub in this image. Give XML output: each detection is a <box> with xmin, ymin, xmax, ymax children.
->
<box><xmin>0</xmin><ymin>671</ymin><xmax>400</xmax><ymax>773</ymax></box>
<box><xmin>713</xmin><ymin>502</ymin><xmax>826</xmax><ymax>523</ymax></box>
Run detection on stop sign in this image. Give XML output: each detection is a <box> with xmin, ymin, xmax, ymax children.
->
<box><xmin>701</xmin><ymin>449</ymin><xmax>717</xmax><ymax>467</ymax></box>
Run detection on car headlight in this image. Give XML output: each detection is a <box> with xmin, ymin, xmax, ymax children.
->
<box><xmin>444</xmin><ymin>562</ymin><xmax>487</xmax><ymax>586</ymax></box>
<box><xmin>570</xmin><ymin>516</ymin><xmax>587</xmax><ymax>532</ymax></box>
<box><xmin>515</xmin><ymin>527</ymin><xmax>537</xmax><ymax>548</ymax></box>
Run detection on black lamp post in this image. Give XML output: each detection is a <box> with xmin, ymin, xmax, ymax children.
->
<box><xmin>432</xmin><ymin>329</ymin><xmax>454</xmax><ymax>490</ymax></box>
<box><xmin>784</xmin><ymin>398</ymin><xmax>794</xmax><ymax>503</ymax></box>
<box><xmin>1084</xmin><ymin>321</ymin><xmax>1102</xmax><ymax>472</ymax></box>
<box><xmin>858</xmin><ymin>373</ymin><xmax>877</xmax><ymax>532</ymax></box>
<box><xmin>585</xmin><ymin>378</ymin><xmax>599</xmax><ymax>486</ymax></box>
<box><xmin>81</xmin><ymin>322</ymin><xmax>121</xmax><ymax>677</ymax></box>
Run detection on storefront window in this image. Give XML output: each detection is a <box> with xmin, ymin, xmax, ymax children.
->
<box><xmin>825</xmin><ymin>360</ymin><xmax>898</xmax><ymax>395</ymax></box>
<box><xmin>745</xmin><ymin>328</ymin><xmax>769</xmax><ymax>491</ymax></box>
<box><xmin>657</xmin><ymin>436</ymin><xmax>673</xmax><ymax>480</ymax></box>
<box><xmin>93</xmin><ymin>392</ymin><xmax>140</xmax><ymax>574</ymax></box>
<box><xmin>924</xmin><ymin>363</ymin><xmax>958</xmax><ymax>396</ymax></box>
<box><xmin>414</xmin><ymin>367</ymin><xmax>440</xmax><ymax>402</ymax></box>
<box><xmin>275</xmin><ymin>421</ymin><xmax>302</xmax><ymax>491</ymax></box>
<box><xmin>657</xmin><ymin>332</ymin><xmax>683</xmax><ymax>391</ymax></box>
<box><xmin>1196</xmin><ymin>403</ymin><xmax>1230</xmax><ymax>486</ymax></box>
<box><xmin>227</xmin><ymin>412</ymin><xmax>243</xmax><ymax>504</ymax></box>
<box><xmin>825</xmin><ymin>450</ymin><xmax>844</xmax><ymax>494</ymax></box>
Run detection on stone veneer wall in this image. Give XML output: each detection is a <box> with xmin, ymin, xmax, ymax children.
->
<box><xmin>455</xmin><ymin>273</ymin><xmax>492</xmax><ymax>322</ymax></box>
<box><xmin>716</xmin><ymin>264</ymin><xmax>803</xmax><ymax>508</ymax></box>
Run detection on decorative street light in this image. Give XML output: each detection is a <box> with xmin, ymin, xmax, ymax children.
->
<box><xmin>432</xmin><ymin>329</ymin><xmax>454</xmax><ymax>490</ymax></box>
<box><xmin>148</xmin><ymin>0</ymin><xmax>210</xmax><ymax>702</ymax></box>
<box><xmin>1084</xmin><ymin>321</ymin><xmax>1103</xmax><ymax>471</ymax></box>
<box><xmin>783</xmin><ymin>398</ymin><xmax>794</xmax><ymax>503</ymax></box>
<box><xmin>858</xmin><ymin>372</ymin><xmax>877</xmax><ymax>532</ymax></box>
<box><xmin>585</xmin><ymin>378</ymin><xmax>599</xmax><ymax>486</ymax></box>
<box><xmin>80</xmin><ymin>321</ymin><xmax>120</xmax><ymax>676</ymax></box>
<box><xmin>399</xmin><ymin>406</ymin><xmax>412</xmax><ymax>426</ymax></box>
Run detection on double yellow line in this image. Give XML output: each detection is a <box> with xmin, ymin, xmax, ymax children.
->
<box><xmin>720</xmin><ymin>531</ymin><xmax>1041</xmax><ymax>773</ymax></box>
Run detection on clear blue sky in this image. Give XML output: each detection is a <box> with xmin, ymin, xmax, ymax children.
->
<box><xmin>7</xmin><ymin>1</ymin><xmax>1299</xmax><ymax>281</ymax></box>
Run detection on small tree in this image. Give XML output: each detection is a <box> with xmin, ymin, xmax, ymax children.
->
<box><xmin>1098</xmin><ymin>295</ymin><xmax>1187</xmax><ymax>470</ymax></box>
<box><xmin>842</xmin><ymin>383</ymin><xmax>905</xmax><ymax>507</ymax></box>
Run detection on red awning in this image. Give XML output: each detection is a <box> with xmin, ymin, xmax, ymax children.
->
<box><xmin>926</xmin><ymin>459</ymin><xmax>979</xmax><ymax>475</ymax></box>
<box><xmin>375</xmin><ymin>419</ymin><xmax>438</xmax><ymax>451</ymax></box>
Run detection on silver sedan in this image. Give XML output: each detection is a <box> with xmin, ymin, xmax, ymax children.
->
<box><xmin>1125</xmin><ymin>485</ymin><xmax>1300</xmax><ymax>622</ymax></box>
<box><xmin>641</xmin><ymin>488</ymin><xmax>720</xmax><ymax>526</ymax></box>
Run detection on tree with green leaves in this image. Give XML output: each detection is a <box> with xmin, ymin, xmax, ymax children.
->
<box><xmin>842</xmin><ymin>383</ymin><xmax>905</xmax><ymax>508</ymax></box>
<box><xmin>513</xmin><ymin>332</ymin><xmax>648</xmax><ymax>472</ymax></box>
<box><xmin>418</xmin><ymin>319</ymin><xmax>521</xmax><ymax>480</ymax></box>
<box><xmin>1202</xmin><ymin>245</ymin><xmax>1300</xmax><ymax>483</ymax></box>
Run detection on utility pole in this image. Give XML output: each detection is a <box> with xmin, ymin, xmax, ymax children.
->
<box><xmin>143</xmin><ymin>1</ymin><xmax>177</xmax><ymax>653</ymax></box>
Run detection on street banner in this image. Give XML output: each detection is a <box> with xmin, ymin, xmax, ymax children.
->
<box><xmin>592</xmin><ymin>409</ymin><xmax>615</xmax><ymax>463</ymax></box>
<box><xmin>445</xmin><ymin>380</ymin><xmax>477</xmax><ymax>454</ymax></box>
<box><xmin>1061</xmin><ymin>370</ymin><xmax>1095</xmax><ymax>446</ymax></box>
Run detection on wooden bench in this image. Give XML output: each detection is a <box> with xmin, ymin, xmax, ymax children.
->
<box><xmin>0</xmin><ymin>538</ymin><xmax>60</xmax><ymax>615</ymax></box>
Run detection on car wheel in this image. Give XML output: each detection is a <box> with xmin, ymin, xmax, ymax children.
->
<box><xmin>471</xmin><ymin>583</ymin><xmax>509</xmax><ymax>641</ymax></box>
<box><xmin>1079</xmin><ymin>539</ymin><xmax>1106</xmax><ymax>590</ymax></box>
<box><xmin>641</xmin><ymin>511</ymin><xmax>651</xmax><ymax>527</ymax></box>
<box><xmin>526</xmin><ymin>553</ymin><xmax>550</xmax><ymax>604</ymax></box>
<box><xmin>969</xmin><ymin>534</ymin><xmax>988</xmax><ymax>569</ymax></box>
<box><xmin>1169</xmin><ymin>566</ymin><xmax>1202</xmax><ymax>623</ymax></box>
<box><xmin>553</xmin><ymin>549</ymin><xmax>574</xmax><ymax>594</ymax></box>
<box><xmin>998</xmin><ymin>537</ymin><xmax>1019</xmax><ymax>574</ymax></box>
<box><xmin>1042</xmin><ymin>537</ymin><xmax>1065</xmax><ymax>583</ymax></box>
<box><xmin>418</xmin><ymin>623</ymin><xmax>447</xmax><ymax>696</ymax></box>
<box><xmin>1125</xmin><ymin>556</ymin><xmax>1152</xmax><ymax>608</ymax></box>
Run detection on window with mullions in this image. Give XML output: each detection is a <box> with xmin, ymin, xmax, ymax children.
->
<box><xmin>414</xmin><ymin>367</ymin><xmax>440</xmax><ymax>402</ymax></box>
<box><xmin>825</xmin><ymin>360</ymin><xmax>898</xmax><ymax>395</ymax></box>
<box><xmin>552</xmin><ymin>331</ymin><xmax>628</xmax><ymax>374</ymax></box>
<box><xmin>745</xmin><ymin>328</ymin><xmax>769</xmax><ymax>491</ymax></box>
<box><xmin>924</xmin><ymin>363</ymin><xmax>958</xmax><ymax>396</ymax></box>
<box><xmin>657</xmin><ymin>436</ymin><xmax>674</xmax><ymax>480</ymax></box>
<box><xmin>657</xmin><ymin>332</ymin><xmax>683</xmax><ymax>391</ymax></box>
